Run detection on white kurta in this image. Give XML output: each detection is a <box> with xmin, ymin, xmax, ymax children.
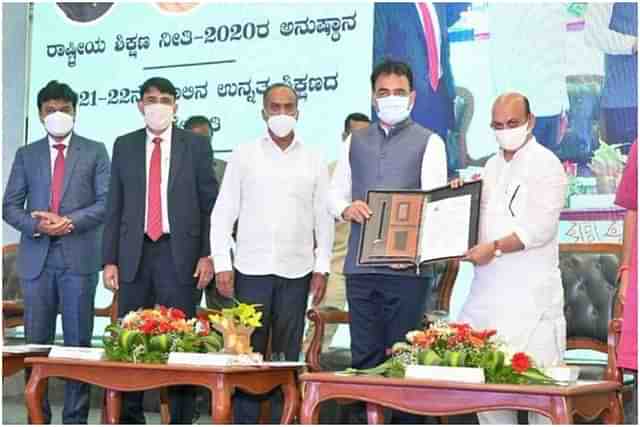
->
<box><xmin>459</xmin><ymin>137</ymin><xmax>568</xmax><ymax>367</ymax></box>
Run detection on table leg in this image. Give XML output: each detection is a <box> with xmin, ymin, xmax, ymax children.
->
<box><xmin>602</xmin><ymin>393</ymin><xmax>623</xmax><ymax>424</ymax></box>
<box><xmin>549</xmin><ymin>396</ymin><xmax>572</xmax><ymax>424</ymax></box>
<box><xmin>212</xmin><ymin>385</ymin><xmax>233</xmax><ymax>424</ymax></box>
<box><xmin>280</xmin><ymin>373</ymin><xmax>301</xmax><ymax>424</ymax></box>
<box><xmin>300</xmin><ymin>382</ymin><xmax>321</xmax><ymax>424</ymax></box>
<box><xmin>105</xmin><ymin>389</ymin><xmax>121</xmax><ymax>424</ymax></box>
<box><xmin>24</xmin><ymin>369</ymin><xmax>47</xmax><ymax>424</ymax></box>
<box><xmin>366</xmin><ymin>402</ymin><xmax>385</xmax><ymax>424</ymax></box>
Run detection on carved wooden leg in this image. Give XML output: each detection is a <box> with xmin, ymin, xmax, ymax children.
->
<box><xmin>212</xmin><ymin>384</ymin><xmax>233</xmax><ymax>424</ymax></box>
<box><xmin>280</xmin><ymin>373</ymin><xmax>301</xmax><ymax>424</ymax></box>
<box><xmin>24</xmin><ymin>368</ymin><xmax>47</xmax><ymax>424</ymax></box>
<box><xmin>602</xmin><ymin>392</ymin><xmax>623</xmax><ymax>424</ymax></box>
<box><xmin>105</xmin><ymin>389</ymin><xmax>121</xmax><ymax>424</ymax></box>
<box><xmin>159</xmin><ymin>387</ymin><xmax>170</xmax><ymax>424</ymax></box>
<box><xmin>549</xmin><ymin>396</ymin><xmax>572</xmax><ymax>424</ymax></box>
<box><xmin>366</xmin><ymin>402</ymin><xmax>385</xmax><ymax>424</ymax></box>
<box><xmin>300</xmin><ymin>382</ymin><xmax>321</xmax><ymax>424</ymax></box>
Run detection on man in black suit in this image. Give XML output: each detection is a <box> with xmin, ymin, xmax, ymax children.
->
<box><xmin>102</xmin><ymin>77</ymin><xmax>218</xmax><ymax>424</ymax></box>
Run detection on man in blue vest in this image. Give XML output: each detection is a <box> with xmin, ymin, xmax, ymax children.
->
<box><xmin>329</xmin><ymin>59</ymin><xmax>447</xmax><ymax>422</ymax></box>
<box><xmin>585</xmin><ymin>3</ymin><xmax>637</xmax><ymax>153</ymax></box>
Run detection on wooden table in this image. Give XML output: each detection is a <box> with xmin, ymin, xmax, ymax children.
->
<box><xmin>25</xmin><ymin>357</ymin><xmax>301</xmax><ymax>424</ymax></box>
<box><xmin>2</xmin><ymin>351</ymin><xmax>49</xmax><ymax>379</ymax></box>
<box><xmin>300</xmin><ymin>372</ymin><xmax>622</xmax><ymax>424</ymax></box>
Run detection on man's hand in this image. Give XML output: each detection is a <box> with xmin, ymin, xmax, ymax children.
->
<box><xmin>463</xmin><ymin>243</ymin><xmax>495</xmax><ymax>266</ymax></box>
<box><xmin>32</xmin><ymin>211</ymin><xmax>74</xmax><ymax>236</ymax></box>
<box><xmin>309</xmin><ymin>273</ymin><xmax>327</xmax><ymax>306</ymax></box>
<box><xmin>216</xmin><ymin>270</ymin><xmax>235</xmax><ymax>298</ymax></box>
<box><xmin>193</xmin><ymin>257</ymin><xmax>214</xmax><ymax>289</ymax></box>
<box><xmin>342</xmin><ymin>200</ymin><xmax>372</xmax><ymax>224</ymax></box>
<box><xmin>103</xmin><ymin>264</ymin><xmax>119</xmax><ymax>291</ymax></box>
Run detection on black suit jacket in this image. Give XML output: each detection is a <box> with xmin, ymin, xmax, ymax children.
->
<box><xmin>102</xmin><ymin>127</ymin><xmax>218</xmax><ymax>283</ymax></box>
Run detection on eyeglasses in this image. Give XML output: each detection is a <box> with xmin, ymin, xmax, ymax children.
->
<box><xmin>142</xmin><ymin>96</ymin><xmax>175</xmax><ymax>106</ymax></box>
<box><xmin>490</xmin><ymin>118</ymin><xmax>528</xmax><ymax>130</ymax></box>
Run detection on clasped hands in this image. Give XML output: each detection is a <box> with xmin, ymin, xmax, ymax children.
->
<box><xmin>31</xmin><ymin>210</ymin><xmax>73</xmax><ymax>236</ymax></box>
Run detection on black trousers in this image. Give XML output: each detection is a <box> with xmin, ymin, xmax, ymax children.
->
<box><xmin>346</xmin><ymin>273</ymin><xmax>431</xmax><ymax>424</ymax></box>
<box><xmin>117</xmin><ymin>236</ymin><xmax>198</xmax><ymax>424</ymax></box>
<box><xmin>232</xmin><ymin>270</ymin><xmax>311</xmax><ymax>424</ymax></box>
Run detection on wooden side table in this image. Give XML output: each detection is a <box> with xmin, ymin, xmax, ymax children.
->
<box><xmin>25</xmin><ymin>357</ymin><xmax>301</xmax><ymax>424</ymax></box>
<box><xmin>2</xmin><ymin>351</ymin><xmax>49</xmax><ymax>379</ymax></box>
<box><xmin>300</xmin><ymin>372</ymin><xmax>622</xmax><ymax>424</ymax></box>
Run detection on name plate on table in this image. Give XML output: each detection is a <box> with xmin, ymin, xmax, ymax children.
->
<box><xmin>3</xmin><ymin>344</ymin><xmax>53</xmax><ymax>354</ymax></box>
<box><xmin>48</xmin><ymin>346</ymin><xmax>105</xmax><ymax>361</ymax></box>
<box><xmin>168</xmin><ymin>352</ymin><xmax>263</xmax><ymax>366</ymax></box>
<box><xmin>544</xmin><ymin>366</ymin><xmax>580</xmax><ymax>384</ymax></box>
<box><xmin>404</xmin><ymin>365</ymin><xmax>485</xmax><ymax>384</ymax></box>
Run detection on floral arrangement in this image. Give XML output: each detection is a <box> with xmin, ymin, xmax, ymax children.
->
<box><xmin>343</xmin><ymin>322</ymin><xmax>557</xmax><ymax>385</ymax></box>
<box><xmin>206</xmin><ymin>300</ymin><xmax>263</xmax><ymax>354</ymax></box>
<box><xmin>103</xmin><ymin>305</ymin><xmax>223</xmax><ymax>364</ymax></box>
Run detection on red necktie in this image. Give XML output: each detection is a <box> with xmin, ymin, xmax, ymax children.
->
<box><xmin>147</xmin><ymin>137</ymin><xmax>163</xmax><ymax>241</ymax></box>
<box><xmin>50</xmin><ymin>144</ymin><xmax>66</xmax><ymax>214</ymax></box>
<box><xmin>417</xmin><ymin>3</ymin><xmax>440</xmax><ymax>92</ymax></box>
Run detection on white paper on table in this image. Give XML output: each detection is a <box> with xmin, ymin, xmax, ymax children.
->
<box><xmin>2</xmin><ymin>344</ymin><xmax>53</xmax><ymax>354</ymax></box>
<box><xmin>419</xmin><ymin>194</ymin><xmax>472</xmax><ymax>263</ymax></box>
<box><xmin>48</xmin><ymin>346</ymin><xmax>105</xmax><ymax>361</ymax></box>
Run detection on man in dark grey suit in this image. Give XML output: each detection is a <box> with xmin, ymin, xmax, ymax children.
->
<box><xmin>3</xmin><ymin>80</ymin><xmax>110</xmax><ymax>424</ymax></box>
<box><xmin>102</xmin><ymin>77</ymin><xmax>218</xmax><ymax>424</ymax></box>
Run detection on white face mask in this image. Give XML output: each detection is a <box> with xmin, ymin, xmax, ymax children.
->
<box><xmin>267</xmin><ymin>114</ymin><xmax>297</xmax><ymax>138</ymax></box>
<box><xmin>44</xmin><ymin>111</ymin><xmax>74</xmax><ymax>137</ymax></box>
<box><xmin>494</xmin><ymin>121</ymin><xmax>530</xmax><ymax>151</ymax></box>
<box><xmin>376</xmin><ymin>95</ymin><xmax>412</xmax><ymax>126</ymax></box>
<box><xmin>144</xmin><ymin>103</ymin><xmax>174</xmax><ymax>132</ymax></box>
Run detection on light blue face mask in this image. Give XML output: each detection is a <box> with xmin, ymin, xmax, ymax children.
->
<box><xmin>376</xmin><ymin>95</ymin><xmax>412</xmax><ymax>125</ymax></box>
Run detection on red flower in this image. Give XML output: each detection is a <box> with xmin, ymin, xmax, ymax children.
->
<box><xmin>197</xmin><ymin>312</ymin><xmax>209</xmax><ymax>322</ymax></box>
<box><xmin>169</xmin><ymin>308</ymin><xmax>186</xmax><ymax>321</ymax></box>
<box><xmin>511</xmin><ymin>352</ymin><xmax>531</xmax><ymax>373</ymax></box>
<box><xmin>157</xmin><ymin>322</ymin><xmax>172</xmax><ymax>334</ymax></box>
<box><xmin>141</xmin><ymin>319</ymin><xmax>158</xmax><ymax>335</ymax></box>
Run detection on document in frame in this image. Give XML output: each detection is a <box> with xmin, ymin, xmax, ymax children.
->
<box><xmin>418</xmin><ymin>194</ymin><xmax>471</xmax><ymax>263</ymax></box>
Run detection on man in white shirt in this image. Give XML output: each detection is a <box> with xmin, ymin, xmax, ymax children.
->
<box><xmin>455</xmin><ymin>92</ymin><xmax>568</xmax><ymax>424</ymax></box>
<box><xmin>329</xmin><ymin>60</ymin><xmax>447</xmax><ymax>423</ymax></box>
<box><xmin>211</xmin><ymin>83</ymin><xmax>333</xmax><ymax>424</ymax></box>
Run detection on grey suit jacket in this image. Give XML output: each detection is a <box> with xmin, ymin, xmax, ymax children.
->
<box><xmin>3</xmin><ymin>134</ymin><xmax>110</xmax><ymax>279</ymax></box>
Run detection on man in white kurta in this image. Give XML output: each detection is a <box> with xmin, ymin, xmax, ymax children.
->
<box><xmin>458</xmin><ymin>93</ymin><xmax>568</xmax><ymax>425</ymax></box>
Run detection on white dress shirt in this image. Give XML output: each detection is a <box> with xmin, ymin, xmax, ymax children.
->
<box><xmin>459</xmin><ymin>137</ymin><xmax>568</xmax><ymax>356</ymax></box>
<box><xmin>211</xmin><ymin>134</ymin><xmax>334</xmax><ymax>278</ymax></box>
<box><xmin>584</xmin><ymin>3</ymin><xmax>637</xmax><ymax>55</ymax></box>
<box><xmin>144</xmin><ymin>127</ymin><xmax>171</xmax><ymax>234</ymax></box>
<box><xmin>328</xmin><ymin>131</ymin><xmax>448</xmax><ymax>220</ymax></box>
<box><xmin>48</xmin><ymin>133</ymin><xmax>72</xmax><ymax>177</ymax></box>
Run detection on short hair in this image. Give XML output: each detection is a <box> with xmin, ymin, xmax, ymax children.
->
<box><xmin>262</xmin><ymin>83</ymin><xmax>298</xmax><ymax>108</ymax></box>
<box><xmin>523</xmin><ymin>96</ymin><xmax>531</xmax><ymax>116</ymax></box>
<box><xmin>370</xmin><ymin>59</ymin><xmax>414</xmax><ymax>91</ymax></box>
<box><xmin>139</xmin><ymin>77</ymin><xmax>177</xmax><ymax>99</ymax></box>
<box><xmin>183</xmin><ymin>115</ymin><xmax>212</xmax><ymax>136</ymax></box>
<box><xmin>37</xmin><ymin>80</ymin><xmax>78</xmax><ymax>111</ymax></box>
<box><xmin>344</xmin><ymin>112</ymin><xmax>370</xmax><ymax>133</ymax></box>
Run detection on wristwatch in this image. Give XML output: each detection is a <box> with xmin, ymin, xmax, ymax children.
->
<box><xmin>493</xmin><ymin>240</ymin><xmax>503</xmax><ymax>258</ymax></box>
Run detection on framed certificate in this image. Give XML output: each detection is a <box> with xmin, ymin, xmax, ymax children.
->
<box><xmin>357</xmin><ymin>181</ymin><xmax>482</xmax><ymax>271</ymax></box>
